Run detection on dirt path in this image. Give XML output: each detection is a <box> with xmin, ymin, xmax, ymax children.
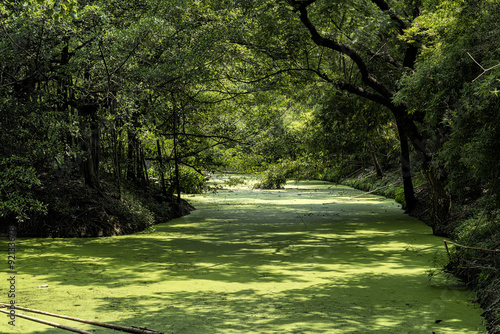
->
<box><xmin>2</xmin><ymin>180</ymin><xmax>486</xmax><ymax>333</ymax></box>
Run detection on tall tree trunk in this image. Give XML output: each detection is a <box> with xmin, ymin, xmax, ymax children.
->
<box><xmin>126</xmin><ymin>112</ymin><xmax>148</xmax><ymax>184</ymax></box>
<box><xmin>135</xmin><ymin>143</ymin><xmax>144</xmax><ymax>182</ymax></box>
<box><xmin>112</xmin><ymin>124</ymin><xmax>122</xmax><ymax>199</ymax></box>
<box><xmin>139</xmin><ymin>145</ymin><xmax>149</xmax><ymax>185</ymax></box>
<box><xmin>126</xmin><ymin>128</ymin><xmax>136</xmax><ymax>180</ymax></box>
<box><xmin>425</xmin><ymin>168</ymin><xmax>450</xmax><ymax>236</ymax></box>
<box><xmin>156</xmin><ymin>138</ymin><xmax>168</xmax><ymax>196</ymax></box>
<box><xmin>79</xmin><ymin>104</ymin><xmax>100</xmax><ymax>189</ymax></box>
<box><xmin>404</xmin><ymin>116</ymin><xmax>450</xmax><ymax>224</ymax></box>
<box><xmin>368</xmin><ymin>141</ymin><xmax>384</xmax><ymax>177</ymax></box>
<box><xmin>396</xmin><ymin>122</ymin><xmax>417</xmax><ymax>212</ymax></box>
<box><xmin>173</xmin><ymin>106</ymin><xmax>181</xmax><ymax>205</ymax></box>
<box><xmin>110</xmin><ymin>99</ymin><xmax>122</xmax><ymax>200</ymax></box>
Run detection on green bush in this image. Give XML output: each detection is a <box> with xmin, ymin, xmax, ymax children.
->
<box><xmin>393</xmin><ymin>187</ymin><xmax>406</xmax><ymax>206</ymax></box>
<box><xmin>321</xmin><ymin>168</ymin><xmax>346</xmax><ymax>183</ymax></box>
<box><xmin>0</xmin><ymin>156</ymin><xmax>47</xmax><ymax>223</ymax></box>
<box><xmin>253</xmin><ymin>158</ymin><xmax>323</xmax><ymax>189</ymax></box>
<box><xmin>454</xmin><ymin>208</ymin><xmax>500</xmax><ymax>248</ymax></box>
<box><xmin>254</xmin><ymin>164</ymin><xmax>288</xmax><ymax>189</ymax></box>
<box><xmin>177</xmin><ymin>168</ymin><xmax>207</xmax><ymax>194</ymax></box>
<box><xmin>225</xmin><ymin>176</ymin><xmax>247</xmax><ymax>187</ymax></box>
<box><xmin>116</xmin><ymin>189</ymin><xmax>156</xmax><ymax>228</ymax></box>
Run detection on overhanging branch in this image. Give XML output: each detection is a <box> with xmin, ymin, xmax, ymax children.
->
<box><xmin>294</xmin><ymin>2</ymin><xmax>395</xmax><ymax>100</ymax></box>
<box><xmin>336</xmin><ymin>81</ymin><xmax>393</xmax><ymax>110</ymax></box>
<box><xmin>370</xmin><ymin>0</ymin><xmax>407</xmax><ymax>33</ymax></box>
<box><xmin>159</xmin><ymin>131</ymin><xmax>246</xmax><ymax>144</ymax></box>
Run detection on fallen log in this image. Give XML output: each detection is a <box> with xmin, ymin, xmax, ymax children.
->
<box><xmin>0</xmin><ymin>308</ymin><xmax>93</xmax><ymax>334</ymax></box>
<box><xmin>0</xmin><ymin>303</ymin><xmax>164</xmax><ymax>334</ymax></box>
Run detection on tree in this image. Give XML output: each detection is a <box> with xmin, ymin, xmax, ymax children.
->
<box><xmin>287</xmin><ymin>0</ymin><xmax>430</xmax><ymax>210</ymax></box>
<box><xmin>308</xmin><ymin>92</ymin><xmax>397</xmax><ymax>177</ymax></box>
<box><xmin>216</xmin><ymin>0</ymin><xmax>455</xmax><ymax>212</ymax></box>
<box><xmin>0</xmin><ymin>0</ymin><xmax>252</xmax><ymax>229</ymax></box>
<box><xmin>396</xmin><ymin>0</ymin><xmax>500</xmax><ymax>203</ymax></box>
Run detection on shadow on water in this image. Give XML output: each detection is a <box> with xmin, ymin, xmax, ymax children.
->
<box><xmin>0</xmin><ymin>181</ymin><xmax>486</xmax><ymax>333</ymax></box>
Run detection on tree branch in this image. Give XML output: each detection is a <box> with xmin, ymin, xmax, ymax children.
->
<box><xmin>175</xmin><ymin>139</ymin><xmax>235</xmax><ymax>160</ymax></box>
<box><xmin>112</xmin><ymin>34</ymin><xmax>145</xmax><ymax>76</ymax></box>
<box><xmin>370</xmin><ymin>0</ymin><xmax>407</xmax><ymax>33</ymax></box>
<box><xmin>336</xmin><ymin>81</ymin><xmax>393</xmax><ymax>110</ymax></box>
<box><xmin>370</xmin><ymin>0</ymin><xmax>419</xmax><ymax>69</ymax></box>
<box><xmin>468</xmin><ymin>52</ymin><xmax>500</xmax><ymax>82</ymax></box>
<box><xmin>159</xmin><ymin>131</ymin><xmax>246</xmax><ymax>144</ymax></box>
<box><xmin>294</xmin><ymin>2</ymin><xmax>395</xmax><ymax>100</ymax></box>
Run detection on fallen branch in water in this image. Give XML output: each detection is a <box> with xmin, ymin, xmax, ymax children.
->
<box><xmin>443</xmin><ymin>239</ymin><xmax>500</xmax><ymax>260</ymax></box>
<box><xmin>0</xmin><ymin>308</ymin><xmax>93</xmax><ymax>334</ymax></box>
<box><xmin>0</xmin><ymin>303</ymin><xmax>164</xmax><ymax>334</ymax></box>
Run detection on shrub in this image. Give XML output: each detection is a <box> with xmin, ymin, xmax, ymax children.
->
<box><xmin>225</xmin><ymin>176</ymin><xmax>247</xmax><ymax>187</ymax></box>
<box><xmin>177</xmin><ymin>168</ymin><xmax>207</xmax><ymax>194</ymax></box>
<box><xmin>254</xmin><ymin>164</ymin><xmax>288</xmax><ymax>189</ymax></box>
<box><xmin>0</xmin><ymin>156</ymin><xmax>47</xmax><ymax>225</ymax></box>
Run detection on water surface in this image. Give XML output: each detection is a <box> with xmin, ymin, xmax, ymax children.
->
<box><xmin>1</xmin><ymin>180</ymin><xmax>486</xmax><ymax>333</ymax></box>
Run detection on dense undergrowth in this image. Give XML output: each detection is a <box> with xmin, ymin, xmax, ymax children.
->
<box><xmin>1</xmin><ymin>174</ymin><xmax>194</xmax><ymax>238</ymax></box>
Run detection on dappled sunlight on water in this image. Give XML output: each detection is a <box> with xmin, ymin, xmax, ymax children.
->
<box><xmin>0</xmin><ymin>179</ymin><xmax>486</xmax><ymax>333</ymax></box>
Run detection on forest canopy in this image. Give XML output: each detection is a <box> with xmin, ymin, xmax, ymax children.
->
<box><xmin>0</xmin><ymin>0</ymin><xmax>499</xmax><ymax>230</ymax></box>
<box><xmin>2</xmin><ymin>0</ymin><xmax>500</xmax><ymax>331</ymax></box>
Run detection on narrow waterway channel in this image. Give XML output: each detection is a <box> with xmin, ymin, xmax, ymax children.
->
<box><xmin>3</xmin><ymin>179</ymin><xmax>486</xmax><ymax>333</ymax></box>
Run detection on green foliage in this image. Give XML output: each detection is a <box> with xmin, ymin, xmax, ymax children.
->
<box><xmin>176</xmin><ymin>168</ymin><xmax>208</xmax><ymax>194</ymax></box>
<box><xmin>307</xmin><ymin>92</ymin><xmax>397</xmax><ymax>173</ymax></box>
<box><xmin>119</xmin><ymin>189</ymin><xmax>156</xmax><ymax>228</ymax></box>
<box><xmin>396</xmin><ymin>0</ymin><xmax>500</xmax><ymax>200</ymax></box>
<box><xmin>0</xmin><ymin>0</ymin><xmax>498</xmax><ymax>328</ymax></box>
<box><xmin>254</xmin><ymin>164</ymin><xmax>288</xmax><ymax>190</ymax></box>
<box><xmin>454</xmin><ymin>206</ymin><xmax>500</xmax><ymax>249</ymax></box>
<box><xmin>394</xmin><ymin>2</ymin><xmax>500</xmax><ymax>325</ymax></box>
<box><xmin>339</xmin><ymin>170</ymin><xmax>412</xmax><ymax>206</ymax></box>
<box><xmin>225</xmin><ymin>175</ymin><xmax>247</xmax><ymax>187</ymax></box>
<box><xmin>0</xmin><ymin>156</ymin><xmax>47</xmax><ymax>223</ymax></box>
<box><xmin>253</xmin><ymin>158</ymin><xmax>320</xmax><ymax>189</ymax></box>
<box><xmin>445</xmin><ymin>204</ymin><xmax>500</xmax><ymax>297</ymax></box>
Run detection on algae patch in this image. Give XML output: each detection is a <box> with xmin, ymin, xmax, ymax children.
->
<box><xmin>0</xmin><ymin>180</ymin><xmax>486</xmax><ymax>333</ymax></box>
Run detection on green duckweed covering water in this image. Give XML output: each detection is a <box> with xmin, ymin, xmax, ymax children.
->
<box><xmin>1</xmin><ymin>179</ymin><xmax>486</xmax><ymax>333</ymax></box>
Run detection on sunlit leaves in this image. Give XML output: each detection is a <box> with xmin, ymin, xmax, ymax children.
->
<box><xmin>395</xmin><ymin>0</ymin><xmax>500</xmax><ymax>200</ymax></box>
